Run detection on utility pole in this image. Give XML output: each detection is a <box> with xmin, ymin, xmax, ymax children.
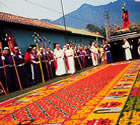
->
<box><xmin>60</xmin><ymin>0</ymin><xmax>68</xmax><ymax>43</ymax></box>
<box><xmin>105</xmin><ymin>10</ymin><xmax>111</xmax><ymax>40</ymax></box>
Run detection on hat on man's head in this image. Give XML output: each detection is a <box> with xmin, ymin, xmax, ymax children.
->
<box><xmin>56</xmin><ymin>44</ymin><xmax>60</xmax><ymax>48</ymax></box>
<box><xmin>4</xmin><ymin>47</ymin><xmax>9</xmax><ymax>50</ymax></box>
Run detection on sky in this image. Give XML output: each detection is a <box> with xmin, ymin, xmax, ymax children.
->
<box><xmin>0</xmin><ymin>0</ymin><xmax>140</xmax><ymax>20</ymax></box>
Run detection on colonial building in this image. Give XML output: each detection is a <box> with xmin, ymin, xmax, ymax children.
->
<box><xmin>0</xmin><ymin>12</ymin><xmax>103</xmax><ymax>53</ymax></box>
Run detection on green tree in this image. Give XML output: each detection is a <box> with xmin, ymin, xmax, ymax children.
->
<box><xmin>86</xmin><ymin>24</ymin><xmax>106</xmax><ymax>37</ymax></box>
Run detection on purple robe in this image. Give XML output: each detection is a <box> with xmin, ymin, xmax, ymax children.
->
<box><xmin>4</xmin><ymin>54</ymin><xmax>15</xmax><ymax>91</ymax></box>
<box><xmin>85</xmin><ymin>49</ymin><xmax>92</xmax><ymax>67</ymax></box>
<box><xmin>74</xmin><ymin>50</ymin><xmax>81</xmax><ymax>70</ymax></box>
<box><xmin>32</xmin><ymin>53</ymin><xmax>41</xmax><ymax>83</ymax></box>
<box><xmin>79</xmin><ymin>50</ymin><xmax>85</xmax><ymax>68</ymax></box>
<box><xmin>104</xmin><ymin>45</ymin><xmax>113</xmax><ymax>64</ymax></box>
<box><xmin>14</xmin><ymin>54</ymin><xmax>29</xmax><ymax>88</ymax></box>
<box><xmin>40</xmin><ymin>53</ymin><xmax>49</xmax><ymax>81</ymax></box>
<box><xmin>46</xmin><ymin>52</ymin><xmax>55</xmax><ymax>78</ymax></box>
<box><xmin>0</xmin><ymin>56</ymin><xmax>6</xmax><ymax>90</ymax></box>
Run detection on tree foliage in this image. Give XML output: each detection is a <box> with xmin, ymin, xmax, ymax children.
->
<box><xmin>86</xmin><ymin>24</ymin><xmax>106</xmax><ymax>37</ymax></box>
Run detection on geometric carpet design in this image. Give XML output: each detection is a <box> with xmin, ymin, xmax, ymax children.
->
<box><xmin>0</xmin><ymin>60</ymin><xmax>139</xmax><ymax>125</ymax></box>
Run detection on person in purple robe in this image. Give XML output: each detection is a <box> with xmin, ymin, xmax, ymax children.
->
<box><xmin>0</xmin><ymin>50</ymin><xmax>6</xmax><ymax>92</ymax></box>
<box><xmin>14</xmin><ymin>47</ymin><xmax>29</xmax><ymax>88</ymax></box>
<box><xmin>84</xmin><ymin>46</ymin><xmax>92</xmax><ymax>67</ymax></box>
<box><xmin>74</xmin><ymin>47</ymin><xmax>81</xmax><ymax>71</ymax></box>
<box><xmin>46</xmin><ymin>48</ymin><xmax>55</xmax><ymax>78</ymax></box>
<box><xmin>79</xmin><ymin>47</ymin><xmax>85</xmax><ymax>68</ymax></box>
<box><xmin>103</xmin><ymin>42</ymin><xmax>113</xmax><ymax>64</ymax></box>
<box><xmin>40</xmin><ymin>48</ymin><xmax>48</xmax><ymax>81</ymax></box>
<box><xmin>138</xmin><ymin>39</ymin><xmax>140</xmax><ymax>58</ymax></box>
<box><xmin>3</xmin><ymin>47</ymin><xmax>15</xmax><ymax>91</ymax></box>
<box><xmin>32</xmin><ymin>47</ymin><xmax>41</xmax><ymax>83</ymax></box>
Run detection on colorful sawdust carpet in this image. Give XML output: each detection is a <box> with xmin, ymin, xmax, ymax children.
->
<box><xmin>0</xmin><ymin>60</ymin><xmax>139</xmax><ymax>125</ymax></box>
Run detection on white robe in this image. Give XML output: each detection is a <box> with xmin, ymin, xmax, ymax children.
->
<box><xmin>64</xmin><ymin>48</ymin><xmax>75</xmax><ymax>74</ymax></box>
<box><xmin>122</xmin><ymin>41</ymin><xmax>132</xmax><ymax>60</ymax></box>
<box><xmin>54</xmin><ymin>49</ymin><xmax>67</xmax><ymax>76</ymax></box>
<box><xmin>90</xmin><ymin>45</ymin><xmax>98</xmax><ymax>66</ymax></box>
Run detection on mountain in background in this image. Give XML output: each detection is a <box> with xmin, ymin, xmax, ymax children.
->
<box><xmin>41</xmin><ymin>0</ymin><xmax>140</xmax><ymax>29</ymax></box>
<box><xmin>40</xmin><ymin>19</ymin><xmax>52</xmax><ymax>23</ymax></box>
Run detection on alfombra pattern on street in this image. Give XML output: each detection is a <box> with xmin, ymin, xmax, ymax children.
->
<box><xmin>117</xmin><ymin>68</ymin><xmax>140</xmax><ymax>125</ymax></box>
<box><xmin>0</xmin><ymin>60</ymin><xmax>139</xmax><ymax>125</ymax></box>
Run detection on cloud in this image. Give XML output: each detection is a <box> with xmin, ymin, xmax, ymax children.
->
<box><xmin>0</xmin><ymin>0</ymin><xmax>139</xmax><ymax>20</ymax></box>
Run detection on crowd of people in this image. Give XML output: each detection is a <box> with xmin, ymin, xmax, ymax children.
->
<box><xmin>0</xmin><ymin>39</ymin><xmax>139</xmax><ymax>94</ymax></box>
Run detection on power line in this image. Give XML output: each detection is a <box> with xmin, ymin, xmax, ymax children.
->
<box><xmin>25</xmin><ymin>0</ymin><xmax>61</xmax><ymax>14</ymax></box>
<box><xmin>25</xmin><ymin>0</ymin><xmax>94</xmax><ymax>24</ymax></box>
<box><xmin>60</xmin><ymin>0</ymin><xmax>68</xmax><ymax>42</ymax></box>
<box><xmin>0</xmin><ymin>1</ymin><xmax>18</xmax><ymax>15</ymax></box>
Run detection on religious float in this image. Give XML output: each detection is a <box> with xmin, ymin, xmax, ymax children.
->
<box><xmin>108</xmin><ymin>3</ymin><xmax>140</xmax><ymax>62</ymax></box>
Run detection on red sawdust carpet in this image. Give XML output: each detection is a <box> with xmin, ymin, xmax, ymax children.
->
<box><xmin>0</xmin><ymin>61</ymin><xmax>139</xmax><ymax>125</ymax></box>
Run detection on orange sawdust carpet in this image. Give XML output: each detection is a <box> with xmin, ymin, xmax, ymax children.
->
<box><xmin>0</xmin><ymin>60</ymin><xmax>139</xmax><ymax>125</ymax></box>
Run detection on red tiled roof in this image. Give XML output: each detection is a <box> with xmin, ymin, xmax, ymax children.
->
<box><xmin>0</xmin><ymin>12</ymin><xmax>104</xmax><ymax>38</ymax></box>
<box><xmin>0</xmin><ymin>12</ymin><xmax>65</xmax><ymax>31</ymax></box>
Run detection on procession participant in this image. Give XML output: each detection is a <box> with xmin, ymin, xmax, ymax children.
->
<box><xmin>79</xmin><ymin>47</ymin><xmax>85</xmax><ymax>68</ymax></box>
<box><xmin>41</xmin><ymin>40</ymin><xmax>52</xmax><ymax>79</ymax></box>
<box><xmin>138</xmin><ymin>39</ymin><xmax>140</xmax><ymax>58</ymax></box>
<box><xmin>46</xmin><ymin>48</ymin><xmax>55</xmax><ymax>78</ymax></box>
<box><xmin>32</xmin><ymin>47</ymin><xmax>41</xmax><ymax>83</ymax></box>
<box><xmin>122</xmin><ymin>39</ymin><xmax>132</xmax><ymax>60</ymax></box>
<box><xmin>3</xmin><ymin>47</ymin><xmax>15</xmax><ymax>91</ymax></box>
<box><xmin>64</xmin><ymin>44</ymin><xmax>75</xmax><ymax>74</ymax></box>
<box><xmin>0</xmin><ymin>42</ymin><xmax>9</xmax><ymax>93</ymax></box>
<box><xmin>98</xmin><ymin>45</ymin><xmax>102</xmax><ymax>65</ymax></box>
<box><xmin>84</xmin><ymin>46</ymin><xmax>88</xmax><ymax>67</ymax></box>
<box><xmin>0</xmin><ymin>49</ymin><xmax>6</xmax><ymax>92</ymax></box>
<box><xmin>103</xmin><ymin>41</ymin><xmax>113</xmax><ymax>64</ymax></box>
<box><xmin>14</xmin><ymin>47</ymin><xmax>28</xmax><ymax>88</ymax></box>
<box><xmin>70</xmin><ymin>43</ymin><xmax>83</xmax><ymax>70</ymax></box>
<box><xmin>40</xmin><ymin>48</ymin><xmax>48</xmax><ymax>81</ymax></box>
<box><xmin>24</xmin><ymin>47</ymin><xmax>34</xmax><ymax>84</ymax></box>
<box><xmin>90</xmin><ymin>42</ymin><xmax>98</xmax><ymax>66</ymax></box>
<box><xmin>84</xmin><ymin>46</ymin><xmax>91</xmax><ymax>67</ymax></box>
<box><xmin>39</xmin><ymin>48</ymin><xmax>45</xmax><ymax>61</ymax></box>
<box><xmin>7</xmin><ymin>37</ymin><xmax>23</xmax><ymax>90</ymax></box>
<box><xmin>88</xmin><ymin>45</ymin><xmax>92</xmax><ymax>66</ymax></box>
<box><xmin>74</xmin><ymin>47</ymin><xmax>81</xmax><ymax>71</ymax></box>
<box><xmin>40</xmin><ymin>48</ymin><xmax>45</xmax><ymax>60</ymax></box>
<box><xmin>53</xmin><ymin>44</ymin><xmax>67</xmax><ymax>76</ymax></box>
